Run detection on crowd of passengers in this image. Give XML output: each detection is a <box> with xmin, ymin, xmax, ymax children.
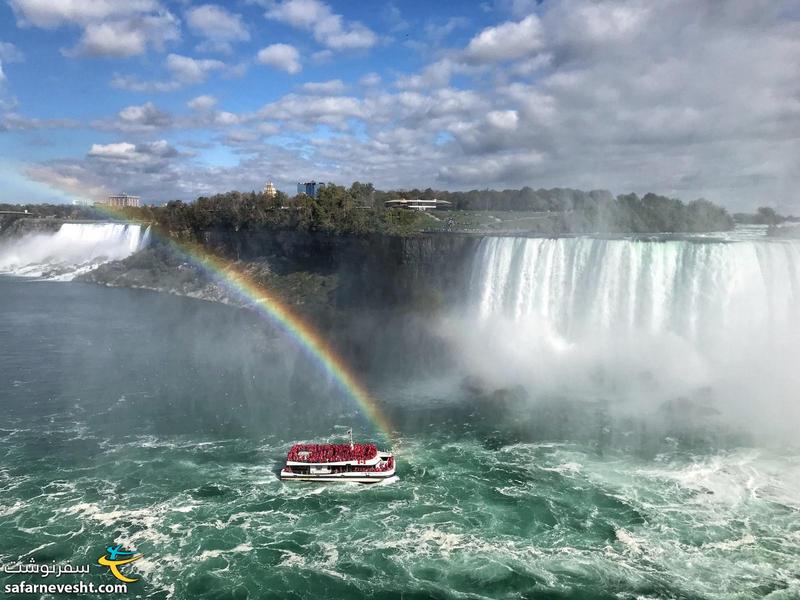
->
<box><xmin>287</xmin><ymin>443</ymin><xmax>377</xmax><ymax>463</ymax></box>
<box><xmin>350</xmin><ymin>457</ymin><xmax>394</xmax><ymax>472</ymax></box>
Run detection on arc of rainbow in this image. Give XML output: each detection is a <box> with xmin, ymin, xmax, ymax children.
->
<box><xmin>85</xmin><ymin>205</ymin><xmax>394</xmax><ymax>442</ymax></box>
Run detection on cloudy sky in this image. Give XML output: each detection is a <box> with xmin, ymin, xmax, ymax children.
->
<box><xmin>0</xmin><ymin>0</ymin><xmax>798</xmax><ymax>210</ymax></box>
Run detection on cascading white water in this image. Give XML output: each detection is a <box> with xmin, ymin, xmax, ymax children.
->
<box><xmin>451</xmin><ymin>235</ymin><xmax>800</xmax><ymax>433</ymax></box>
<box><xmin>472</xmin><ymin>237</ymin><xmax>800</xmax><ymax>342</ymax></box>
<box><xmin>0</xmin><ymin>222</ymin><xmax>150</xmax><ymax>280</ymax></box>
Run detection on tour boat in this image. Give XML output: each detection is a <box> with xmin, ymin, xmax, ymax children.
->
<box><xmin>280</xmin><ymin>432</ymin><xmax>396</xmax><ymax>484</ymax></box>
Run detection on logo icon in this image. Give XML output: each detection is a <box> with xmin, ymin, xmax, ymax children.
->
<box><xmin>97</xmin><ymin>545</ymin><xmax>142</xmax><ymax>583</ymax></box>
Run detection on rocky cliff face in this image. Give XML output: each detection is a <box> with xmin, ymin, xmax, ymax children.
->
<box><xmin>76</xmin><ymin>229</ymin><xmax>480</xmax><ymax>378</ymax></box>
<box><xmin>2</xmin><ymin>218</ymin><xmax>482</xmax><ymax>311</ymax></box>
<box><xmin>199</xmin><ymin>230</ymin><xmax>482</xmax><ymax>309</ymax></box>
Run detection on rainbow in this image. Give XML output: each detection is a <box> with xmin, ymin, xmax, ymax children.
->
<box><xmin>86</xmin><ymin>205</ymin><xmax>394</xmax><ymax>441</ymax></box>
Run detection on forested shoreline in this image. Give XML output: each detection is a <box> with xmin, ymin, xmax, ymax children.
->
<box><xmin>1</xmin><ymin>184</ymin><xmax>739</xmax><ymax>237</ymax></box>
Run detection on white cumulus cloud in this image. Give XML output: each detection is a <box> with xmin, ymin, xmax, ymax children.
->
<box><xmin>8</xmin><ymin>0</ymin><xmax>160</xmax><ymax>27</ymax></box>
<box><xmin>112</xmin><ymin>53</ymin><xmax>225</xmax><ymax>92</ymax></box>
<box><xmin>88</xmin><ymin>140</ymin><xmax>176</xmax><ymax>162</ymax></box>
<box><xmin>265</xmin><ymin>0</ymin><xmax>376</xmax><ymax>50</ymax></box>
<box><xmin>66</xmin><ymin>13</ymin><xmax>179</xmax><ymax>57</ymax></box>
<box><xmin>187</xmin><ymin>95</ymin><xmax>218</xmax><ymax>111</ymax></box>
<box><xmin>464</xmin><ymin>14</ymin><xmax>544</xmax><ymax>63</ymax></box>
<box><xmin>118</xmin><ymin>102</ymin><xmax>171</xmax><ymax>128</ymax></box>
<box><xmin>166</xmin><ymin>53</ymin><xmax>225</xmax><ymax>84</ymax></box>
<box><xmin>300</xmin><ymin>79</ymin><xmax>346</xmax><ymax>95</ymax></box>
<box><xmin>88</xmin><ymin>142</ymin><xmax>141</xmax><ymax>161</ymax></box>
<box><xmin>257</xmin><ymin>44</ymin><xmax>301</xmax><ymax>74</ymax></box>
<box><xmin>186</xmin><ymin>4</ymin><xmax>249</xmax><ymax>54</ymax></box>
<box><xmin>10</xmin><ymin>0</ymin><xmax>179</xmax><ymax>58</ymax></box>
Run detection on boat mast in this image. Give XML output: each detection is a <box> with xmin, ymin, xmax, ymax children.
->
<box><xmin>347</xmin><ymin>427</ymin><xmax>353</xmax><ymax>450</ymax></box>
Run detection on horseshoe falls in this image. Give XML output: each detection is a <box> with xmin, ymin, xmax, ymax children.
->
<box><xmin>471</xmin><ymin>236</ymin><xmax>800</xmax><ymax>339</ymax></box>
<box><xmin>460</xmin><ymin>236</ymin><xmax>800</xmax><ymax>435</ymax></box>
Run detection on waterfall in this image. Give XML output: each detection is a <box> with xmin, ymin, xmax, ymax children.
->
<box><xmin>471</xmin><ymin>236</ymin><xmax>800</xmax><ymax>343</ymax></box>
<box><xmin>0</xmin><ymin>222</ymin><xmax>150</xmax><ymax>280</ymax></box>
<box><xmin>453</xmin><ymin>236</ymin><xmax>800</xmax><ymax>430</ymax></box>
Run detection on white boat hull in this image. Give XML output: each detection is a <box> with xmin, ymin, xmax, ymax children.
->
<box><xmin>280</xmin><ymin>468</ymin><xmax>396</xmax><ymax>484</ymax></box>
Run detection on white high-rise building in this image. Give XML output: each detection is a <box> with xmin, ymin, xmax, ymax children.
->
<box><xmin>102</xmin><ymin>193</ymin><xmax>141</xmax><ymax>208</ymax></box>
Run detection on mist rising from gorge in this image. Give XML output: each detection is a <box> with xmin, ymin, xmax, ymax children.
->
<box><xmin>434</xmin><ymin>236</ymin><xmax>800</xmax><ymax>442</ymax></box>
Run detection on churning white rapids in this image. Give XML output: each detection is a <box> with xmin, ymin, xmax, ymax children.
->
<box><xmin>0</xmin><ymin>222</ymin><xmax>149</xmax><ymax>279</ymax></box>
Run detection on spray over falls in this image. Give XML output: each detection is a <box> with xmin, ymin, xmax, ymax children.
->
<box><xmin>452</xmin><ymin>236</ymin><xmax>800</xmax><ymax>435</ymax></box>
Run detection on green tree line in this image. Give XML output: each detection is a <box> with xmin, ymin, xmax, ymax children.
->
<box><xmin>2</xmin><ymin>184</ymin><xmax>735</xmax><ymax>236</ymax></box>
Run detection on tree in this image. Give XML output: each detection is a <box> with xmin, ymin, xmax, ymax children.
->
<box><xmin>348</xmin><ymin>181</ymin><xmax>375</xmax><ymax>207</ymax></box>
<box><xmin>756</xmin><ymin>206</ymin><xmax>782</xmax><ymax>225</ymax></box>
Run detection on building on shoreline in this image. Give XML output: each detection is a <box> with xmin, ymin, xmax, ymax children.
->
<box><xmin>384</xmin><ymin>198</ymin><xmax>452</xmax><ymax>211</ymax></box>
<box><xmin>297</xmin><ymin>181</ymin><xmax>325</xmax><ymax>198</ymax></box>
<box><xmin>264</xmin><ymin>181</ymin><xmax>277</xmax><ymax>198</ymax></box>
<box><xmin>100</xmin><ymin>193</ymin><xmax>141</xmax><ymax>208</ymax></box>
